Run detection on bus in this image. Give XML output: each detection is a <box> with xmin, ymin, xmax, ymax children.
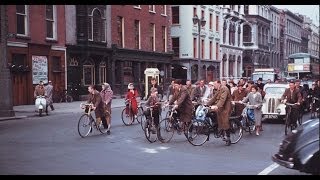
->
<box><xmin>287</xmin><ymin>53</ymin><xmax>320</xmax><ymax>80</ymax></box>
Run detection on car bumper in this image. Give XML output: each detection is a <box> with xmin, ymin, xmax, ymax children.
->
<box><xmin>272</xmin><ymin>154</ymin><xmax>294</xmax><ymax>169</ymax></box>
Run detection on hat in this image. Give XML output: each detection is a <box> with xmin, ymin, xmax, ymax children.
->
<box><xmin>128</xmin><ymin>83</ymin><xmax>134</xmax><ymax>89</ymax></box>
<box><xmin>208</xmin><ymin>81</ymin><xmax>214</xmax><ymax>86</ymax></box>
<box><xmin>102</xmin><ymin>82</ymin><xmax>110</xmax><ymax>89</ymax></box>
<box><xmin>258</xmin><ymin>78</ymin><xmax>263</xmax><ymax>81</ymax></box>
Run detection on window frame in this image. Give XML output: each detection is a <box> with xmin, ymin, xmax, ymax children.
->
<box><xmin>161</xmin><ymin>5</ymin><xmax>167</xmax><ymax>16</ymax></box>
<box><xmin>83</xmin><ymin>64</ymin><xmax>95</xmax><ymax>86</ymax></box>
<box><xmin>16</xmin><ymin>5</ymin><xmax>29</xmax><ymax>37</ymax></box>
<box><xmin>45</xmin><ymin>5</ymin><xmax>57</xmax><ymax>40</ymax></box>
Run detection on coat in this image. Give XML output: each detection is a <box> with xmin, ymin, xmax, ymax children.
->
<box><xmin>87</xmin><ymin>90</ymin><xmax>105</xmax><ymax>119</ymax></box>
<box><xmin>281</xmin><ymin>88</ymin><xmax>302</xmax><ymax>104</ymax></box>
<box><xmin>193</xmin><ymin>85</ymin><xmax>207</xmax><ymax>101</ymax></box>
<box><xmin>126</xmin><ymin>89</ymin><xmax>139</xmax><ymax>115</ymax></box>
<box><xmin>169</xmin><ymin>86</ymin><xmax>194</xmax><ymax>123</ymax></box>
<box><xmin>34</xmin><ymin>85</ymin><xmax>45</xmax><ymax>98</ymax></box>
<box><xmin>45</xmin><ymin>84</ymin><xmax>53</xmax><ymax>105</ymax></box>
<box><xmin>100</xmin><ymin>89</ymin><xmax>113</xmax><ymax>114</ymax></box>
<box><xmin>232</xmin><ymin>89</ymin><xmax>248</xmax><ymax>116</ymax></box>
<box><xmin>242</xmin><ymin>92</ymin><xmax>263</xmax><ymax>126</ymax></box>
<box><xmin>207</xmin><ymin>85</ymin><xmax>232</xmax><ymax>130</ymax></box>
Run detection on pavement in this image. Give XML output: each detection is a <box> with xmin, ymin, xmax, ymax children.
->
<box><xmin>0</xmin><ymin>98</ymin><xmax>141</xmax><ymax>121</ymax></box>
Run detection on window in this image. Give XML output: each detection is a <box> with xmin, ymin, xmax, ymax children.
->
<box><xmin>209</xmin><ymin>41</ymin><xmax>213</xmax><ymax>59</ymax></box>
<box><xmin>209</xmin><ymin>13</ymin><xmax>212</xmax><ymax>30</ymax></box>
<box><xmin>52</xmin><ymin>56</ymin><xmax>61</xmax><ymax>72</ymax></box>
<box><xmin>193</xmin><ymin>7</ymin><xmax>197</xmax><ymax>17</ymax></box>
<box><xmin>83</xmin><ymin>60</ymin><xmax>95</xmax><ymax>86</ymax></box>
<box><xmin>201</xmin><ymin>10</ymin><xmax>204</xmax><ymax>19</ymax></box>
<box><xmin>161</xmin><ymin>5</ymin><xmax>167</xmax><ymax>16</ymax></box>
<box><xmin>230</xmin><ymin>5</ymin><xmax>235</xmax><ymax>11</ymax></box>
<box><xmin>162</xmin><ymin>26</ymin><xmax>167</xmax><ymax>52</ymax></box>
<box><xmin>216</xmin><ymin>43</ymin><xmax>219</xmax><ymax>60</ymax></box>
<box><xmin>133</xmin><ymin>5</ymin><xmax>141</xmax><ymax>9</ymax></box>
<box><xmin>134</xmin><ymin>20</ymin><xmax>140</xmax><ymax>49</ymax></box>
<box><xmin>216</xmin><ymin>15</ymin><xmax>219</xmax><ymax>32</ymax></box>
<box><xmin>149</xmin><ymin>5</ymin><xmax>155</xmax><ymax>13</ymax></box>
<box><xmin>123</xmin><ymin>61</ymin><xmax>133</xmax><ymax>83</ymax></box>
<box><xmin>201</xmin><ymin>39</ymin><xmax>204</xmax><ymax>59</ymax></box>
<box><xmin>117</xmin><ymin>16</ymin><xmax>124</xmax><ymax>47</ymax></box>
<box><xmin>244</xmin><ymin>5</ymin><xmax>249</xmax><ymax>15</ymax></box>
<box><xmin>238</xmin><ymin>5</ymin><xmax>241</xmax><ymax>13</ymax></box>
<box><xmin>150</xmin><ymin>23</ymin><xmax>155</xmax><ymax>51</ymax></box>
<box><xmin>16</xmin><ymin>5</ymin><xmax>28</xmax><ymax>36</ymax></box>
<box><xmin>238</xmin><ymin>25</ymin><xmax>241</xmax><ymax>46</ymax></box>
<box><xmin>172</xmin><ymin>37</ymin><xmax>180</xmax><ymax>57</ymax></box>
<box><xmin>172</xmin><ymin>6</ymin><xmax>179</xmax><ymax>24</ymax></box>
<box><xmin>88</xmin><ymin>8</ymin><xmax>106</xmax><ymax>42</ymax></box>
<box><xmin>223</xmin><ymin>21</ymin><xmax>227</xmax><ymax>43</ymax></box>
<box><xmin>46</xmin><ymin>5</ymin><xmax>57</xmax><ymax>39</ymax></box>
<box><xmin>193</xmin><ymin>38</ymin><xmax>197</xmax><ymax>58</ymax></box>
<box><xmin>99</xmin><ymin>61</ymin><xmax>107</xmax><ymax>84</ymax></box>
<box><xmin>12</xmin><ymin>54</ymin><xmax>26</xmax><ymax>66</ymax></box>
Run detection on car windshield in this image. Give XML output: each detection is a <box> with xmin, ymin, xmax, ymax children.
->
<box><xmin>252</xmin><ymin>73</ymin><xmax>275</xmax><ymax>82</ymax></box>
<box><xmin>265</xmin><ymin>87</ymin><xmax>286</xmax><ymax>95</ymax></box>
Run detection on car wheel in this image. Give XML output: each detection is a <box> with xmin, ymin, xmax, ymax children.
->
<box><xmin>304</xmin><ymin>151</ymin><xmax>320</xmax><ymax>175</ymax></box>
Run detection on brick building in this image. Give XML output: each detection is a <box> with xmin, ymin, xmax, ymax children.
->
<box><xmin>6</xmin><ymin>5</ymin><xmax>66</xmax><ymax>105</ymax></box>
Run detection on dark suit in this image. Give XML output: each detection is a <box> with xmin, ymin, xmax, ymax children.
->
<box><xmin>193</xmin><ymin>85</ymin><xmax>207</xmax><ymax>101</ymax></box>
<box><xmin>281</xmin><ymin>88</ymin><xmax>302</xmax><ymax>125</ymax></box>
<box><xmin>169</xmin><ymin>86</ymin><xmax>194</xmax><ymax>123</ymax></box>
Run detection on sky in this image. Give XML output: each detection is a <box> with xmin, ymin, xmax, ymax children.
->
<box><xmin>273</xmin><ymin>5</ymin><xmax>319</xmax><ymax>26</ymax></box>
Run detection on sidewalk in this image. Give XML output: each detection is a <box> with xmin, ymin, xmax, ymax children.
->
<box><xmin>0</xmin><ymin>98</ymin><xmax>136</xmax><ymax>121</ymax></box>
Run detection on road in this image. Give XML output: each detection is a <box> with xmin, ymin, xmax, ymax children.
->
<box><xmin>0</xmin><ymin>107</ymin><xmax>312</xmax><ymax>175</ymax></box>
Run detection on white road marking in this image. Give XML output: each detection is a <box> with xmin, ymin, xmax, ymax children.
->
<box><xmin>258</xmin><ymin>163</ymin><xmax>279</xmax><ymax>175</ymax></box>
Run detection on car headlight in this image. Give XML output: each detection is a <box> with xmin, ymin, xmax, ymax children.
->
<box><xmin>276</xmin><ymin>108</ymin><xmax>281</xmax><ymax>113</ymax></box>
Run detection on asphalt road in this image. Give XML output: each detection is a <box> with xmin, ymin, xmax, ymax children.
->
<box><xmin>0</xmin><ymin>107</ymin><xmax>312</xmax><ymax>175</ymax></box>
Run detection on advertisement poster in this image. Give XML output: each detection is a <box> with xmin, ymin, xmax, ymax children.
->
<box><xmin>32</xmin><ymin>56</ymin><xmax>48</xmax><ymax>84</ymax></box>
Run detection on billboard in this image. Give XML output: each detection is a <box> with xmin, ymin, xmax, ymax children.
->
<box><xmin>32</xmin><ymin>56</ymin><xmax>48</xmax><ymax>84</ymax></box>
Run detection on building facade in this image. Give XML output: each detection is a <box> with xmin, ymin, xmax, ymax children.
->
<box><xmin>170</xmin><ymin>5</ymin><xmax>221</xmax><ymax>83</ymax></box>
<box><xmin>309</xmin><ymin>23</ymin><xmax>319</xmax><ymax>58</ymax></box>
<box><xmin>279</xmin><ymin>9</ymin><xmax>303</xmax><ymax>69</ymax></box>
<box><xmin>111</xmin><ymin>5</ymin><xmax>173</xmax><ymax>97</ymax></box>
<box><xmin>269</xmin><ymin>6</ymin><xmax>281</xmax><ymax>70</ymax></box>
<box><xmin>242</xmin><ymin>5</ymin><xmax>271</xmax><ymax>78</ymax></box>
<box><xmin>7</xmin><ymin>5</ymin><xmax>67</xmax><ymax>105</ymax></box>
<box><xmin>220</xmin><ymin>5</ymin><xmax>246</xmax><ymax>79</ymax></box>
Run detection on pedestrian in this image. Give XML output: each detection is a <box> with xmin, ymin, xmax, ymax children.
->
<box><xmin>241</xmin><ymin>85</ymin><xmax>263</xmax><ymax>136</ymax></box>
<box><xmin>45</xmin><ymin>80</ymin><xmax>54</xmax><ymax>112</ymax></box>
<box><xmin>207</xmin><ymin>80</ymin><xmax>233</xmax><ymax>146</ymax></box>
<box><xmin>100</xmin><ymin>82</ymin><xmax>113</xmax><ymax>135</ymax></box>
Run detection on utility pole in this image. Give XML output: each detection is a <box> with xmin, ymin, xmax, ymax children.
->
<box><xmin>0</xmin><ymin>5</ymin><xmax>15</xmax><ymax>117</ymax></box>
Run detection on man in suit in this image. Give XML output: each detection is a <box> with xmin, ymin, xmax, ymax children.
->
<box><xmin>207</xmin><ymin>80</ymin><xmax>233</xmax><ymax>146</ymax></box>
<box><xmin>193</xmin><ymin>79</ymin><xmax>207</xmax><ymax>102</ymax></box>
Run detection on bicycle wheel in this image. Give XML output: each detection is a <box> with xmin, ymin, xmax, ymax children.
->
<box><xmin>98</xmin><ymin>115</ymin><xmax>109</xmax><ymax>134</ymax></box>
<box><xmin>78</xmin><ymin>114</ymin><xmax>93</xmax><ymax>138</ymax></box>
<box><xmin>144</xmin><ymin>120</ymin><xmax>158</xmax><ymax>143</ymax></box>
<box><xmin>66</xmin><ymin>95</ymin><xmax>73</xmax><ymax>103</ymax></box>
<box><xmin>140</xmin><ymin>114</ymin><xmax>147</xmax><ymax>131</ymax></box>
<box><xmin>229</xmin><ymin>119</ymin><xmax>243</xmax><ymax>144</ymax></box>
<box><xmin>284</xmin><ymin>113</ymin><xmax>290</xmax><ymax>135</ymax></box>
<box><xmin>136</xmin><ymin>107</ymin><xmax>143</xmax><ymax>124</ymax></box>
<box><xmin>158</xmin><ymin>118</ymin><xmax>174</xmax><ymax>143</ymax></box>
<box><xmin>121</xmin><ymin>108</ymin><xmax>133</xmax><ymax>126</ymax></box>
<box><xmin>187</xmin><ymin>120</ymin><xmax>209</xmax><ymax>146</ymax></box>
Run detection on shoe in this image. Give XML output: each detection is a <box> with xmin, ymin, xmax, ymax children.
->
<box><xmin>225</xmin><ymin>140</ymin><xmax>231</xmax><ymax>146</ymax></box>
<box><xmin>256</xmin><ymin>131</ymin><xmax>260</xmax><ymax>136</ymax></box>
<box><xmin>107</xmin><ymin>130</ymin><xmax>111</xmax><ymax>135</ymax></box>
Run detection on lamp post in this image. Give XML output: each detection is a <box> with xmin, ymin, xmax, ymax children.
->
<box><xmin>193</xmin><ymin>15</ymin><xmax>206</xmax><ymax>81</ymax></box>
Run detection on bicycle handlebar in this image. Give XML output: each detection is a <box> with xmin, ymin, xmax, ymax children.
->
<box><xmin>285</xmin><ymin>103</ymin><xmax>298</xmax><ymax>106</ymax></box>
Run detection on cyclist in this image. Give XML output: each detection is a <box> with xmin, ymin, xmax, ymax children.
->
<box><xmin>125</xmin><ymin>83</ymin><xmax>140</xmax><ymax>123</ymax></box>
<box><xmin>87</xmin><ymin>85</ymin><xmax>108</xmax><ymax>129</ymax></box>
<box><xmin>100</xmin><ymin>82</ymin><xmax>113</xmax><ymax>135</ymax></box>
<box><xmin>144</xmin><ymin>88</ymin><xmax>161</xmax><ymax>133</ymax></box>
<box><xmin>165</xmin><ymin>79</ymin><xmax>193</xmax><ymax>129</ymax></box>
<box><xmin>193</xmin><ymin>79</ymin><xmax>207</xmax><ymax>102</ymax></box>
<box><xmin>207</xmin><ymin>80</ymin><xmax>232</xmax><ymax>146</ymax></box>
<box><xmin>281</xmin><ymin>81</ymin><xmax>302</xmax><ymax>128</ymax></box>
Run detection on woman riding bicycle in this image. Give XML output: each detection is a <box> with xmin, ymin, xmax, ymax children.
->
<box><xmin>125</xmin><ymin>83</ymin><xmax>140</xmax><ymax>123</ymax></box>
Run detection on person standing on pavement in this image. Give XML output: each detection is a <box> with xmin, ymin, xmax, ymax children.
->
<box><xmin>45</xmin><ymin>80</ymin><xmax>54</xmax><ymax>112</ymax></box>
<box><xmin>206</xmin><ymin>80</ymin><xmax>232</xmax><ymax>146</ymax></box>
<box><xmin>87</xmin><ymin>85</ymin><xmax>108</xmax><ymax>129</ymax></box>
<box><xmin>100</xmin><ymin>83</ymin><xmax>113</xmax><ymax>135</ymax></box>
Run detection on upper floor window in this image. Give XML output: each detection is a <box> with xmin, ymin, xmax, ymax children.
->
<box><xmin>149</xmin><ymin>5</ymin><xmax>155</xmax><ymax>13</ymax></box>
<box><xmin>150</xmin><ymin>23</ymin><xmax>155</xmax><ymax>51</ymax></box>
<box><xmin>46</xmin><ymin>5</ymin><xmax>57</xmax><ymax>39</ymax></box>
<box><xmin>16</xmin><ymin>5</ymin><xmax>29</xmax><ymax>36</ymax></box>
<box><xmin>172</xmin><ymin>6</ymin><xmax>179</xmax><ymax>24</ymax></box>
<box><xmin>117</xmin><ymin>16</ymin><xmax>124</xmax><ymax>47</ymax></box>
<box><xmin>161</xmin><ymin>5</ymin><xmax>167</xmax><ymax>16</ymax></box>
<box><xmin>134</xmin><ymin>20</ymin><xmax>140</xmax><ymax>49</ymax></box>
<box><xmin>162</xmin><ymin>26</ymin><xmax>167</xmax><ymax>52</ymax></box>
<box><xmin>88</xmin><ymin>8</ymin><xmax>106</xmax><ymax>42</ymax></box>
<box><xmin>172</xmin><ymin>37</ymin><xmax>180</xmax><ymax>57</ymax></box>
<box><xmin>193</xmin><ymin>7</ymin><xmax>197</xmax><ymax>17</ymax></box>
<box><xmin>133</xmin><ymin>5</ymin><xmax>141</xmax><ymax>9</ymax></box>
<box><xmin>209</xmin><ymin>13</ymin><xmax>213</xmax><ymax>30</ymax></box>
<box><xmin>244</xmin><ymin>5</ymin><xmax>249</xmax><ymax>15</ymax></box>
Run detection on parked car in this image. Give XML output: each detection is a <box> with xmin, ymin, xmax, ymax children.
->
<box><xmin>262</xmin><ymin>83</ymin><xmax>289</xmax><ymax>121</ymax></box>
<box><xmin>272</xmin><ymin>118</ymin><xmax>319</xmax><ymax>175</ymax></box>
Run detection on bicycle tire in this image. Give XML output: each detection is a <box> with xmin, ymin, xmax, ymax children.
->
<box><xmin>136</xmin><ymin>107</ymin><xmax>143</xmax><ymax>124</ymax></box>
<box><xmin>144</xmin><ymin>120</ymin><xmax>158</xmax><ymax>143</ymax></box>
<box><xmin>121</xmin><ymin>108</ymin><xmax>133</xmax><ymax>126</ymax></box>
<box><xmin>97</xmin><ymin>117</ymin><xmax>109</xmax><ymax>134</ymax></box>
<box><xmin>187</xmin><ymin>120</ymin><xmax>209</xmax><ymax>146</ymax></box>
<box><xmin>229</xmin><ymin>119</ymin><xmax>243</xmax><ymax>144</ymax></box>
<box><xmin>66</xmin><ymin>95</ymin><xmax>73</xmax><ymax>103</ymax></box>
<box><xmin>78</xmin><ymin>114</ymin><xmax>93</xmax><ymax>138</ymax></box>
<box><xmin>158</xmin><ymin>118</ymin><xmax>174</xmax><ymax>143</ymax></box>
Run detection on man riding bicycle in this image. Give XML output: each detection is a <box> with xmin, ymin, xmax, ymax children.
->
<box><xmin>144</xmin><ymin>88</ymin><xmax>162</xmax><ymax>131</ymax></box>
<box><xmin>281</xmin><ymin>81</ymin><xmax>302</xmax><ymax>127</ymax></box>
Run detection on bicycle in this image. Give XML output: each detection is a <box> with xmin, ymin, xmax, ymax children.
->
<box><xmin>77</xmin><ymin>103</ymin><xmax>108</xmax><ymax>138</ymax></box>
<box><xmin>310</xmin><ymin>97</ymin><xmax>320</xmax><ymax>119</ymax></box>
<box><xmin>157</xmin><ymin>105</ymin><xmax>189</xmax><ymax>143</ymax></box>
<box><xmin>284</xmin><ymin>102</ymin><xmax>300</xmax><ymax>135</ymax></box>
<box><xmin>186</xmin><ymin>104</ymin><xmax>243</xmax><ymax>146</ymax></box>
<box><xmin>144</xmin><ymin>104</ymin><xmax>161</xmax><ymax>143</ymax></box>
<box><xmin>121</xmin><ymin>99</ymin><xmax>143</xmax><ymax>126</ymax></box>
<box><xmin>59</xmin><ymin>89</ymin><xmax>73</xmax><ymax>103</ymax></box>
<box><xmin>234</xmin><ymin>101</ymin><xmax>256</xmax><ymax>135</ymax></box>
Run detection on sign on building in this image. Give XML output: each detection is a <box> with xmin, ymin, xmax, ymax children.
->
<box><xmin>32</xmin><ymin>55</ymin><xmax>48</xmax><ymax>84</ymax></box>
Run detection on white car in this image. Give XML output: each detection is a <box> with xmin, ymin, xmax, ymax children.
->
<box><xmin>262</xmin><ymin>83</ymin><xmax>289</xmax><ymax>121</ymax></box>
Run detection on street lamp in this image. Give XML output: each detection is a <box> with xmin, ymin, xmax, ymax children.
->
<box><xmin>193</xmin><ymin>15</ymin><xmax>206</xmax><ymax>81</ymax></box>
